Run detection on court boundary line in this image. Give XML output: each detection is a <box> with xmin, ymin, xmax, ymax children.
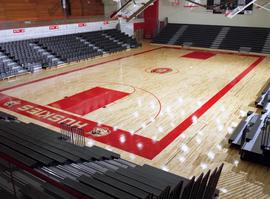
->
<box><xmin>0</xmin><ymin>47</ymin><xmax>163</xmax><ymax>93</ymax></box>
<box><xmin>0</xmin><ymin>47</ymin><xmax>265</xmax><ymax>159</ymax></box>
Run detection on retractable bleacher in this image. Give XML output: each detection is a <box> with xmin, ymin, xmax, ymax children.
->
<box><xmin>229</xmin><ymin>79</ymin><xmax>270</xmax><ymax>165</ymax></box>
<box><xmin>0</xmin><ymin>112</ymin><xmax>224</xmax><ymax>199</ymax></box>
<box><xmin>255</xmin><ymin>80</ymin><xmax>270</xmax><ymax>111</ymax></box>
<box><xmin>0</xmin><ymin>29</ymin><xmax>139</xmax><ymax>80</ymax></box>
<box><xmin>153</xmin><ymin>23</ymin><xmax>270</xmax><ymax>54</ymax></box>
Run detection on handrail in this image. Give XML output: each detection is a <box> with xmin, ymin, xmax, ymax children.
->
<box><xmin>110</xmin><ymin>0</ymin><xmax>133</xmax><ymax>19</ymax></box>
<box><xmin>127</xmin><ymin>0</ymin><xmax>156</xmax><ymax>22</ymax></box>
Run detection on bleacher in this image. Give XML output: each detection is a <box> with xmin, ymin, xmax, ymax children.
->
<box><xmin>79</xmin><ymin>31</ymin><xmax>126</xmax><ymax>54</ymax></box>
<box><xmin>229</xmin><ymin>79</ymin><xmax>270</xmax><ymax>165</ymax></box>
<box><xmin>152</xmin><ymin>24</ymin><xmax>183</xmax><ymax>44</ymax></box>
<box><xmin>175</xmin><ymin>25</ymin><xmax>222</xmax><ymax>48</ymax></box>
<box><xmin>261</xmin><ymin>117</ymin><xmax>270</xmax><ymax>156</ymax></box>
<box><xmin>104</xmin><ymin>29</ymin><xmax>139</xmax><ymax>48</ymax></box>
<box><xmin>37</xmin><ymin>34</ymin><xmax>101</xmax><ymax>64</ymax></box>
<box><xmin>0</xmin><ymin>50</ymin><xmax>23</xmax><ymax>79</ymax></box>
<box><xmin>0</xmin><ymin>29</ymin><xmax>139</xmax><ymax>80</ymax></box>
<box><xmin>219</xmin><ymin>26</ymin><xmax>269</xmax><ymax>53</ymax></box>
<box><xmin>0</xmin><ymin>111</ymin><xmax>223</xmax><ymax>199</ymax></box>
<box><xmin>153</xmin><ymin>23</ymin><xmax>270</xmax><ymax>54</ymax></box>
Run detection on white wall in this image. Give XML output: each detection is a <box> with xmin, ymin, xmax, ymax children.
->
<box><xmin>159</xmin><ymin>0</ymin><xmax>270</xmax><ymax>28</ymax></box>
<box><xmin>0</xmin><ymin>20</ymin><xmax>118</xmax><ymax>43</ymax></box>
<box><xmin>119</xmin><ymin>19</ymin><xmax>134</xmax><ymax>36</ymax></box>
<box><xmin>119</xmin><ymin>18</ymin><xmax>144</xmax><ymax>36</ymax></box>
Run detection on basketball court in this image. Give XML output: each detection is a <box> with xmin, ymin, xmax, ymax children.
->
<box><xmin>1</xmin><ymin>43</ymin><xmax>270</xmax><ymax>198</ymax></box>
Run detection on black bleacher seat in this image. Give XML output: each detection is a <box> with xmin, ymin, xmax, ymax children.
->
<box><xmin>0</xmin><ymin>29</ymin><xmax>139</xmax><ymax>79</ymax></box>
<box><xmin>0</xmin><ymin>188</ymin><xmax>17</xmax><ymax>199</ymax></box>
<box><xmin>170</xmin><ymin>181</ymin><xmax>183</xmax><ymax>199</ymax></box>
<box><xmin>105</xmin><ymin>170</ymin><xmax>162</xmax><ymax>196</ymax></box>
<box><xmin>0</xmin><ymin>144</ymin><xmax>38</xmax><ymax>167</ymax></box>
<box><xmin>189</xmin><ymin>173</ymin><xmax>203</xmax><ymax>199</ymax></box>
<box><xmin>261</xmin><ymin>117</ymin><xmax>270</xmax><ymax>155</ymax></box>
<box><xmin>0</xmin><ymin>136</ymin><xmax>55</xmax><ymax>166</ymax></box>
<box><xmin>91</xmin><ymin>173</ymin><xmax>151</xmax><ymax>199</ymax></box>
<box><xmin>180</xmin><ymin>176</ymin><xmax>195</xmax><ymax>199</ymax></box>
<box><xmin>42</xmin><ymin>182</ymin><xmax>77</xmax><ymax>199</ymax></box>
<box><xmin>153</xmin><ymin>24</ymin><xmax>182</xmax><ymax>44</ymax></box>
<box><xmin>0</xmin><ymin>121</ymin><xmax>114</xmax><ymax>161</ymax></box>
<box><xmin>0</xmin><ymin>114</ymin><xmax>223</xmax><ymax>199</ymax></box>
<box><xmin>175</xmin><ymin>24</ymin><xmax>222</xmax><ymax>48</ymax></box>
<box><xmin>229</xmin><ymin>78</ymin><xmax>270</xmax><ymax>165</ymax></box>
<box><xmin>219</xmin><ymin>26</ymin><xmax>269</xmax><ymax>53</ymax></box>
<box><xmin>20</xmin><ymin>184</ymin><xmax>56</xmax><ymax>199</ymax></box>
<box><xmin>104</xmin><ymin>29</ymin><xmax>139</xmax><ymax>48</ymax></box>
<box><xmin>0</xmin><ymin>111</ymin><xmax>17</xmax><ymax>121</ymax></box>
<box><xmin>78</xmin><ymin>175</ymin><xmax>138</xmax><ymax>199</ymax></box>
<box><xmin>153</xmin><ymin>23</ymin><xmax>270</xmax><ymax>54</ymax></box>
<box><xmin>62</xmin><ymin>177</ymin><xmax>114</xmax><ymax>199</ymax></box>
<box><xmin>256</xmin><ymin>80</ymin><xmax>270</xmax><ymax>111</ymax></box>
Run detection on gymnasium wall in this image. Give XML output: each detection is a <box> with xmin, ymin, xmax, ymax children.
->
<box><xmin>0</xmin><ymin>0</ymin><xmax>104</xmax><ymax>21</ymax></box>
<box><xmin>159</xmin><ymin>0</ymin><xmax>270</xmax><ymax>28</ymax></box>
<box><xmin>0</xmin><ymin>20</ymin><xmax>118</xmax><ymax>43</ymax></box>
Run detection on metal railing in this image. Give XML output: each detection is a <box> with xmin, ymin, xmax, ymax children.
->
<box><xmin>60</xmin><ymin>123</ymin><xmax>86</xmax><ymax>147</ymax></box>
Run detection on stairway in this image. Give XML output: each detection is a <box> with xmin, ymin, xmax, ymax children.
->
<box><xmin>210</xmin><ymin>27</ymin><xmax>231</xmax><ymax>49</ymax></box>
<box><xmin>262</xmin><ymin>32</ymin><xmax>270</xmax><ymax>54</ymax></box>
<box><xmin>0</xmin><ymin>51</ymin><xmax>25</xmax><ymax>79</ymax></box>
<box><xmin>168</xmin><ymin>25</ymin><xmax>188</xmax><ymax>45</ymax></box>
<box><xmin>76</xmin><ymin>37</ymin><xmax>105</xmax><ymax>54</ymax></box>
<box><xmin>102</xmin><ymin>33</ymin><xmax>130</xmax><ymax>49</ymax></box>
<box><xmin>29</xmin><ymin>43</ymin><xmax>63</xmax><ymax>69</ymax></box>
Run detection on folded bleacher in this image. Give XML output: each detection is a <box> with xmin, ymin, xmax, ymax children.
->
<box><xmin>0</xmin><ymin>29</ymin><xmax>139</xmax><ymax>80</ymax></box>
<box><xmin>229</xmin><ymin>79</ymin><xmax>270</xmax><ymax>165</ymax></box>
<box><xmin>104</xmin><ymin>29</ymin><xmax>139</xmax><ymax>48</ymax></box>
<box><xmin>0</xmin><ymin>112</ymin><xmax>224</xmax><ymax>199</ymax></box>
<box><xmin>37</xmin><ymin>34</ymin><xmax>101</xmax><ymax>63</ymax></box>
<box><xmin>255</xmin><ymin>80</ymin><xmax>270</xmax><ymax>112</ymax></box>
<box><xmin>175</xmin><ymin>25</ymin><xmax>222</xmax><ymax>48</ymax></box>
<box><xmin>152</xmin><ymin>24</ymin><xmax>182</xmax><ymax>44</ymax></box>
<box><xmin>153</xmin><ymin>23</ymin><xmax>270</xmax><ymax>54</ymax></box>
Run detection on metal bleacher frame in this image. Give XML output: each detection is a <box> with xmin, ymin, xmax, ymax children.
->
<box><xmin>0</xmin><ymin>111</ymin><xmax>224</xmax><ymax>199</ymax></box>
<box><xmin>229</xmin><ymin>79</ymin><xmax>270</xmax><ymax>165</ymax></box>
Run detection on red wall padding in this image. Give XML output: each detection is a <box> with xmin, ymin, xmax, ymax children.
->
<box><xmin>143</xmin><ymin>1</ymin><xmax>159</xmax><ymax>39</ymax></box>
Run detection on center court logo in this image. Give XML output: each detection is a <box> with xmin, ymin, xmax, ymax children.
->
<box><xmin>145</xmin><ymin>67</ymin><xmax>174</xmax><ymax>74</ymax></box>
<box><xmin>89</xmin><ymin>127</ymin><xmax>111</xmax><ymax>137</ymax></box>
<box><xmin>151</xmin><ymin>68</ymin><xmax>173</xmax><ymax>74</ymax></box>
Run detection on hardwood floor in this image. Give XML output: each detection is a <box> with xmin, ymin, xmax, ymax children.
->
<box><xmin>0</xmin><ymin>42</ymin><xmax>270</xmax><ymax>199</ymax></box>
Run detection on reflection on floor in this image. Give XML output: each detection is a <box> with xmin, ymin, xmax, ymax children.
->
<box><xmin>0</xmin><ymin>43</ymin><xmax>270</xmax><ymax>199</ymax></box>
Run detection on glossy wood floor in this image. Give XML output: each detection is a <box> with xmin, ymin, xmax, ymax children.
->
<box><xmin>1</xmin><ymin>42</ymin><xmax>270</xmax><ymax>199</ymax></box>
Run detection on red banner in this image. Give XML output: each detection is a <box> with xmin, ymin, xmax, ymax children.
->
<box><xmin>0</xmin><ymin>93</ymin><xmax>154</xmax><ymax>159</ymax></box>
<box><xmin>78</xmin><ymin>23</ymin><xmax>87</xmax><ymax>27</ymax></box>
<box><xmin>49</xmin><ymin>25</ymin><xmax>59</xmax><ymax>30</ymax></box>
<box><xmin>13</xmin><ymin>29</ymin><xmax>25</xmax><ymax>34</ymax></box>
